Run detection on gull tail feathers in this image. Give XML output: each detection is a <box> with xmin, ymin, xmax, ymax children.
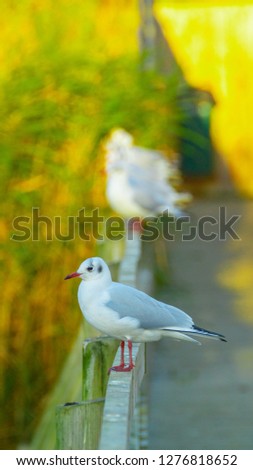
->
<box><xmin>160</xmin><ymin>325</ymin><xmax>227</xmax><ymax>343</ymax></box>
<box><xmin>160</xmin><ymin>330</ymin><xmax>201</xmax><ymax>344</ymax></box>
<box><xmin>191</xmin><ymin>325</ymin><xmax>227</xmax><ymax>342</ymax></box>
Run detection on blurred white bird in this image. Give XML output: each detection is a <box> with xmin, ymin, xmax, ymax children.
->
<box><xmin>65</xmin><ymin>257</ymin><xmax>226</xmax><ymax>372</ymax></box>
<box><xmin>104</xmin><ymin>129</ymin><xmax>192</xmax><ymax>220</ymax></box>
<box><xmin>105</xmin><ymin>128</ymin><xmax>174</xmax><ymax>182</ymax></box>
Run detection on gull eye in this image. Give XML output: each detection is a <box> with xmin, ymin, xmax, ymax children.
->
<box><xmin>87</xmin><ymin>266</ymin><xmax>94</xmax><ymax>272</ymax></box>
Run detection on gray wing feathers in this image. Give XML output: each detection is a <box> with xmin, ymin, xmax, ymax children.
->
<box><xmin>128</xmin><ymin>175</ymin><xmax>162</xmax><ymax>212</ymax></box>
<box><xmin>106</xmin><ymin>282</ymin><xmax>193</xmax><ymax>330</ymax></box>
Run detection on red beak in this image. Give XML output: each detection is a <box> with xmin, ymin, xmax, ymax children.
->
<box><xmin>64</xmin><ymin>272</ymin><xmax>81</xmax><ymax>280</ymax></box>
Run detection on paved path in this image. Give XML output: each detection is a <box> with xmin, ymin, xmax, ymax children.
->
<box><xmin>147</xmin><ymin>196</ymin><xmax>253</xmax><ymax>449</ymax></box>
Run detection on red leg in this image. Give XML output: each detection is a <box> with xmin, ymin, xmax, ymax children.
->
<box><xmin>108</xmin><ymin>341</ymin><xmax>125</xmax><ymax>373</ymax></box>
<box><xmin>119</xmin><ymin>340</ymin><xmax>134</xmax><ymax>372</ymax></box>
<box><xmin>127</xmin><ymin>218</ymin><xmax>142</xmax><ymax>233</ymax></box>
<box><xmin>108</xmin><ymin>340</ymin><xmax>135</xmax><ymax>373</ymax></box>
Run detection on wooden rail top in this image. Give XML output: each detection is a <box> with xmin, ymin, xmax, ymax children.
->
<box><xmin>99</xmin><ymin>342</ymin><xmax>145</xmax><ymax>449</ymax></box>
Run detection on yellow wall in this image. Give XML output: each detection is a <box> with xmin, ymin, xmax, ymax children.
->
<box><xmin>156</xmin><ymin>2</ymin><xmax>253</xmax><ymax>195</ymax></box>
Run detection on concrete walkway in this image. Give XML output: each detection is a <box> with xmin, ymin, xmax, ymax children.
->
<box><xmin>147</xmin><ymin>196</ymin><xmax>253</xmax><ymax>449</ymax></box>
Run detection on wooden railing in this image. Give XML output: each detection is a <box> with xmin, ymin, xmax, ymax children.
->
<box><xmin>99</xmin><ymin>342</ymin><xmax>146</xmax><ymax>450</ymax></box>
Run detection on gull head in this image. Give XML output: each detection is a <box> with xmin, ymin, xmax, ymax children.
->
<box><xmin>105</xmin><ymin>129</ymin><xmax>133</xmax><ymax>151</ymax></box>
<box><xmin>64</xmin><ymin>257</ymin><xmax>111</xmax><ymax>282</ymax></box>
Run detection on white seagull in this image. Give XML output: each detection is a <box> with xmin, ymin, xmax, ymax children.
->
<box><xmin>106</xmin><ymin>160</ymin><xmax>189</xmax><ymax>219</ymax></box>
<box><xmin>104</xmin><ymin>129</ymin><xmax>192</xmax><ymax>219</ymax></box>
<box><xmin>65</xmin><ymin>257</ymin><xmax>226</xmax><ymax>372</ymax></box>
<box><xmin>105</xmin><ymin>128</ymin><xmax>177</xmax><ymax>183</ymax></box>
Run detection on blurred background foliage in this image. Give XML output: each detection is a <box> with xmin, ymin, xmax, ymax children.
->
<box><xmin>0</xmin><ymin>0</ymin><xmax>194</xmax><ymax>449</ymax></box>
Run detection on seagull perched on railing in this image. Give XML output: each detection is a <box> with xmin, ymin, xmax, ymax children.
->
<box><xmin>105</xmin><ymin>128</ymin><xmax>175</xmax><ymax>182</ymax></box>
<box><xmin>65</xmin><ymin>257</ymin><xmax>226</xmax><ymax>373</ymax></box>
<box><xmin>104</xmin><ymin>129</ymin><xmax>192</xmax><ymax>220</ymax></box>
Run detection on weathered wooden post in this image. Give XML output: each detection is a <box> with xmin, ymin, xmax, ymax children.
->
<box><xmin>55</xmin><ymin>399</ymin><xmax>104</xmax><ymax>450</ymax></box>
<box><xmin>55</xmin><ymin>337</ymin><xmax>118</xmax><ymax>450</ymax></box>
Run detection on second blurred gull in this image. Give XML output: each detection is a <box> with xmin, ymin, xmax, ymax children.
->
<box><xmin>104</xmin><ymin>129</ymin><xmax>192</xmax><ymax>219</ymax></box>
